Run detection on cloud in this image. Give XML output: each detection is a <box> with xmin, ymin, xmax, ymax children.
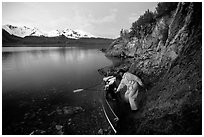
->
<box><xmin>79</xmin><ymin>8</ymin><xmax>117</xmax><ymax>24</ymax></box>
<box><xmin>64</xmin><ymin>8</ymin><xmax>118</xmax><ymax>35</ymax></box>
<box><xmin>97</xmin><ymin>13</ymin><xmax>116</xmax><ymax>23</ymax></box>
<box><xmin>90</xmin><ymin>13</ymin><xmax>116</xmax><ymax>24</ymax></box>
<box><xmin>96</xmin><ymin>8</ymin><xmax>118</xmax><ymax>23</ymax></box>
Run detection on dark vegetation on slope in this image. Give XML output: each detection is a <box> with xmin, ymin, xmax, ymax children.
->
<box><xmin>2</xmin><ymin>29</ymin><xmax>23</xmax><ymax>44</ymax></box>
<box><xmin>101</xmin><ymin>2</ymin><xmax>202</xmax><ymax>134</ymax></box>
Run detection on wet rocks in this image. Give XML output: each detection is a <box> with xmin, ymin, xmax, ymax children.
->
<box><xmin>56</xmin><ymin>106</ymin><xmax>84</xmax><ymax>115</ymax></box>
<box><xmin>30</xmin><ymin>129</ymin><xmax>46</xmax><ymax>135</ymax></box>
<box><xmin>97</xmin><ymin>127</ymin><xmax>113</xmax><ymax>135</ymax></box>
<box><xmin>20</xmin><ymin>105</ymin><xmax>85</xmax><ymax>135</ymax></box>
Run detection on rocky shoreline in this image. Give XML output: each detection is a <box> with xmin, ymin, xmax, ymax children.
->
<box><xmin>3</xmin><ymin>84</ymin><xmax>114</xmax><ymax>135</ymax></box>
<box><xmin>98</xmin><ymin>2</ymin><xmax>202</xmax><ymax>134</ymax></box>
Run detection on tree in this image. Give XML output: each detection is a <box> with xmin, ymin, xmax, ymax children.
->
<box><xmin>155</xmin><ymin>2</ymin><xmax>178</xmax><ymax>18</ymax></box>
<box><xmin>130</xmin><ymin>9</ymin><xmax>155</xmax><ymax>38</ymax></box>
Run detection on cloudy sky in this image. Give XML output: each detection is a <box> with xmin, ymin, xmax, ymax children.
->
<box><xmin>2</xmin><ymin>2</ymin><xmax>157</xmax><ymax>38</ymax></box>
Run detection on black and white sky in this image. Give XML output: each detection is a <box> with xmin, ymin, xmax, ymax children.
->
<box><xmin>2</xmin><ymin>2</ymin><xmax>158</xmax><ymax>38</ymax></box>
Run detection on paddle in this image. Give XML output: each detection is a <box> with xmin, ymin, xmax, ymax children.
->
<box><xmin>73</xmin><ymin>82</ymin><xmax>102</xmax><ymax>93</ymax></box>
<box><xmin>73</xmin><ymin>89</ymin><xmax>84</xmax><ymax>93</ymax></box>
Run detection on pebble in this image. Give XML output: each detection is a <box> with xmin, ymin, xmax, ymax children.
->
<box><xmin>98</xmin><ymin>128</ymin><xmax>103</xmax><ymax>135</ymax></box>
<box><xmin>55</xmin><ymin>125</ymin><xmax>63</xmax><ymax>130</ymax></box>
<box><xmin>48</xmin><ymin>111</ymin><xmax>55</xmax><ymax>116</ymax></box>
<box><xmin>63</xmin><ymin>107</ymin><xmax>73</xmax><ymax>115</ymax></box>
<box><xmin>30</xmin><ymin>129</ymin><xmax>46</xmax><ymax>135</ymax></box>
<box><xmin>56</xmin><ymin>108</ymin><xmax>63</xmax><ymax>115</ymax></box>
<box><xmin>38</xmin><ymin>108</ymin><xmax>42</xmax><ymax>111</ymax></box>
<box><xmin>57</xmin><ymin>130</ymin><xmax>64</xmax><ymax>135</ymax></box>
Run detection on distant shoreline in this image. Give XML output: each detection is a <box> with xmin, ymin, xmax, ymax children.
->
<box><xmin>2</xmin><ymin>37</ymin><xmax>114</xmax><ymax>49</ymax></box>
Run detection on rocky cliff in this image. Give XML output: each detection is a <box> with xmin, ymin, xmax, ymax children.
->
<box><xmin>104</xmin><ymin>2</ymin><xmax>202</xmax><ymax>134</ymax></box>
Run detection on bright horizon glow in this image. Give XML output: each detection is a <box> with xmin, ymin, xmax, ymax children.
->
<box><xmin>2</xmin><ymin>2</ymin><xmax>157</xmax><ymax>38</ymax></box>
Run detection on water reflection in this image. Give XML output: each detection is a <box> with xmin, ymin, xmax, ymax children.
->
<box><xmin>2</xmin><ymin>47</ymin><xmax>114</xmax><ymax>93</ymax></box>
<box><xmin>2</xmin><ymin>47</ymin><xmax>121</xmax><ymax>134</ymax></box>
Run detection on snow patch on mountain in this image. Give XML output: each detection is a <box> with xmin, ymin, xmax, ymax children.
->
<box><xmin>3</xmin><ymin>25</ymin><xmax>35</xmax><ymax>38</ymax></box>
<box><xmin>47</xmin><ymin>30</ymin><xmax>61</xmax><ymax>37</ymax></box>
<box><xmin>61</xmin><ymin>28</ymin><xmax>94</xmax><ymax>39</ymax></box>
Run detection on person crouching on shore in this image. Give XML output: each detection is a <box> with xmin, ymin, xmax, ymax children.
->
<box><xmin>115</xmin><ymin>69</ymin><xmax>144</xmax><ymax>111</ymax></box>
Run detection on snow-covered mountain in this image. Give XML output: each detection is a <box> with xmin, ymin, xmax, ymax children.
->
<box><xmin>2</xmin><ymin>25</ymin><xmax>42</xmax><ymax>38</ymax></box>
<box><xmin>61</xmin><ymin>28</ymin><xmax>95</xmax><ymax>39</ymax></box>
<box><xmin>30</xmin><ymin>28</ymin><xmax>48</xmax><ymax>37</ymax></box>
<box><xmin>2</xmin><ymin>24</ymin><xmax>95</xmax><ymax>39</ymax></box>
<box><xmin>47</xmin><ymin>30</ymin><xmax>61</xmax><ymax>37</ymax></box>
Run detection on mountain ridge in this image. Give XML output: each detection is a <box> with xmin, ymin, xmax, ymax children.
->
<box><xmin>2</xmin><ymin>24</ymin><xmax>113</xmax><ymax>46</ymax></box>
<box><xmin>2</xmin><ymin>24</ymin><xmax>96</xmax><ymax>39</ymax></box>
<box><xmin>2</xmin><ymin>28</ymin><xmax>113</xmax><ymax>47</ymax></box>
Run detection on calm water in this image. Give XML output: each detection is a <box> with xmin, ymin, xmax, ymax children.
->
<box><xmin>2</xmin><ymin>46</ymin><xmax>119</xmax><ymax>134</ymax></box>
<box><xmin>3</xmin><ymin>47</ymin><xmax>112</xmax><ymax>93</ymax></box>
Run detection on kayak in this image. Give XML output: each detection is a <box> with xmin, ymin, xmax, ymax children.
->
<box><xmin>101</xmin><ymin>89</ymin><xmax>120</xmax><ymax>134</ymax></box>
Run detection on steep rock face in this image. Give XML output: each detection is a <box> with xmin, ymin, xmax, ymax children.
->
<box><xmin>105</xmin><ymin>2</ymin><xmax>202</xmax><ymax>134</ymax></box>
<box><xmin>107</xmin><ymin>16</ymin><xmax>171</xmax><ymax>74</ymax></box>
<box><xmin>106</xmin><ymin>3</ymin><xmax>200</xmax><ymax>77</ymax></box>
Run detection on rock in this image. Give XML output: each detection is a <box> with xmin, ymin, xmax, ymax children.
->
<box><xmin>30</xmin><ymin>129</ymin><xmax>46</xmax><ymax>135</ymax></box>
<box><xmin>24</xmin><ymin>113</ymin><xmax>29</xmax><ymax>119</ymax></box>
<box><xmin>101</xmin><ymin>48</ymin><xmax>107</xmax><ymax>52</ymax></box>
<box><xmin>62</xmin><ymin>106</ymin><xmax>83</xmax><ymax>115</ymax></box>
<box><xmin>98</xmin><ymin>128</ymin><xmax>103</xmax><ymax>135</ymax></box>
<box><xmin>47</xmin><ymin>111</ymin><xmax>56</xmax><ymax>116</ymax></box>
<box><xmin>56</xmin><ymin>108</ymin><xmax>63</xmax><ymax>115</ymax></box>
<box><xmin>73</xmin><ymin>107</ymin><xmax>83</xmax><ymax>112</ymax></box>
<box><xmin>63</xmin><ymin>106</ymin><xmax>74</xmax><ymax>115</ymax></box>
<box><xmin>24</xmin><ymin>112</ymin><xmax>36</xmax><ymax>119</ymax></box>
<box><xmin>55</xmin><ymin>125</ymin><xmax>63</xmax><ymax>130</ymax></box>
<box><xmin>57</xmin><ymin>130</ymin><xmax>64</xmax><ymax>135</ymax></box>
